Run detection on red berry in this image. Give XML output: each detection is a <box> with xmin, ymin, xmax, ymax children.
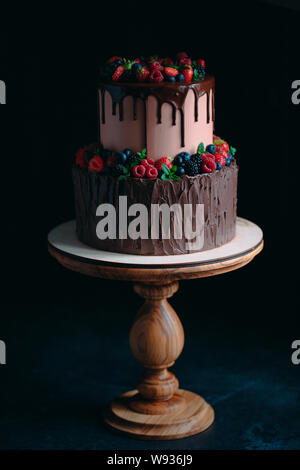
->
<box><xmin>88</xmin><ymin>155</ymin><xmax>104</xmax><ymax>173</ymax></box>
<box><xmin>214</xmin><ymin>152</ymin><xmax>226</xmax><ymax>168</ymax></box>
<box><xmin>141</xmin><ymin>157</ymin><xmax>155</xmax><ymax>167</ymax></box>
<box><xmin>196</xmin><ymin>59</ymin><xmax>206</xmax><ymax>68</ymax></box>
<box><xmin>134</xmin><ymin>58</ymin><xmax>141</xmax><ymax>63</ymax></box>
<box><xmin>179</xmin><ymin>57</ymin><xmax>192</xmax><ymax>66</ymax></box>
<box><xmin>161</xmin><ymin>57</ymin><xmax>174</xmax><ymax>66</ymax></box>
<box><xmin>155</xmin><ymin>157</ymin><xmax>172</xmax><ymax>171</ymax></box>
<box><xmin>164</xmin><ymin>67</ymin><xmax>179</xmax><ymax>77</ymax></box>
<box><xmin>106</xmin><ymin>154</ymin><xmax>116</xmax><ymax>167</ymax></box>
<box><xmin>202</xmin><ymin>153</ymin><xmax>216</xmax><ymax>173</ymax></box>
<box><xmin>147</xmin><ymin>55</ymin><xmax>159</xmax><ymax>64</ymax></box>
<box><xmin>76</xmin><ymin>148</ymin><xmax>88</xmax><ymax>168</ymax></box>
<box><xmin>149</xmin><ymin>69</ymin><xmax>164</xmax><ymax>83</ymax></box>
<box><xmin>108</xmin><ymin>56</ymin><xmax>122</xmax><ymax>63</ymax></box>
<box><xmin>215</xmin><ymin>141</ymin><xmax>229</xmax><ymax>154</ymax></box>
<box><xmin>85</xmin><ymin>142</ymin><xmax>98</xmax><ymax>152</ymax></box>
<box><xmin>146</xmin><ymin>166</ymin><xmax>158</xmax><ymax>179</ymax></box>
<box><xmin>137</xmin><ymin>66</ymin><xmax>150</xmax><ymax>82</ymax></box>
<box><xmin>112</xmin><ymin>65</ymin><xmax>125</xmax><ymax>81</ymax></box>
<box><xmin>150</xmin><ymin>61</ymin><xmax>164</xmax><ymax>72</ymax></box>
<box><xmin>182</xmin><ymin>68</ymin><xmax>193</xmax><ymax>83</ymax></box>
<box><xmin>176</xmin><ymin>51</ymin><xmax>189</xmax><ymax>60</ymax></box>
<box><xmin>132</xmin><ymin>164</ymin><xmax>146</xmax><ymax>178</ymax></box>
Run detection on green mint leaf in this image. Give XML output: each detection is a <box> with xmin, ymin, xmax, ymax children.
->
<box><xmin>161</xmin><ymin>173</ymin><xmax>169</xmax><ymax>181</ymax></box>
<box><xmin>197</xmin><ymin>142</ymin><xmax>205</xmax><ymax>154</ymax></box>
<box><xmin>170</xmin><ymin>165</ymin><xmax>177</xmax><ymax>174</ymax></box>
<box><xmin>229</xmin><ymin>146</ymin><xmax>236</xmax><ymax>156</ymax></box>
<box><xmin>118</xmin><ymin>175</ymin><xmax>127</xmax><ymax>181</ymax></box>
<box><xmin>161</xmin><ymin>163</ymin><xmax>170</xmax><ymax>175</ymax></box>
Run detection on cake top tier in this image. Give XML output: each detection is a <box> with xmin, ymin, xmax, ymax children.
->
<box><xmin>99</xmin><ymin>52</ymin><xmax>208</xmax><ymax>84</ymax></box>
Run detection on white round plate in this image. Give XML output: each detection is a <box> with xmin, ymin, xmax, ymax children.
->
<box><xmin>48</xmin><ymin>217</ymin><xmax>263</xmax><ymax>267</ymax></box>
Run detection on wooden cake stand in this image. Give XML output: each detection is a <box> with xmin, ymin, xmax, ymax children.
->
<box><xmin>48</xmin><ymin>217</ymin><xmax>263</xmax><ymax>440</ymax></box>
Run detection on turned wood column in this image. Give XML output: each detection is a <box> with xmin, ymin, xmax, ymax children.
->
<box><xmin>129</xmin><ymin>281</ymin><xmax>185</xmax><ymax>414</ymax></box>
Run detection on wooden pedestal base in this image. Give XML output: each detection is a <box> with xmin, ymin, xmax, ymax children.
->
<box><xmin>105</xmin><ymin>389</ymin><xmax>214</xmax><ymax>440</ymax></box>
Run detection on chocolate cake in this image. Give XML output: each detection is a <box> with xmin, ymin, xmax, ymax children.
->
<box><xmin>72</xmin><ymin>53</ymin><xmax>238</xmax><ymax>256</ymax></box>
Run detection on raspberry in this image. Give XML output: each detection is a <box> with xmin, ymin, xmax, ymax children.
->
<box><xmin>150</xmin><ymin>61</ymin><xmax>164</xmax><ymax>71</ymax></box>
<box><xmin>132</xmin><ymin>164</ymin><xmax>146</xmax><ymax>178</ymax></box>
<box><xmin>146</xmin><ymin>166</ymin><xmax>158</xmax><ymax>178</ymax></box>
<box><xmin>201</xmin><ymin>153</ymin><xmax>216</xmax><ymax>173</ymax></box>
<box><xmin>155</xmin><ymin>157</ymin><xmax>172</xmax><ymax>172</ymax></box>
<box><xmin>76</xmin><ymin>148</ymin><xmax>88</xmax><ymax>168</ymax></box>
<box><xmin>214</xmin><ymin>152</ymin><xmax>226</xmax><ymax>168</ymax></box>
<box><xmin>88</xmin><ymin>155</ymin><xmax>104</xmax><ymax>173</ymax></box>
<box><xmin>179</xmin><ymin>57</ymin><xmax>192</xmax><ymax>66</ymax></box>
<box><xmin>141</xmin><ymin>157</ymin><xmax>155</xmax><ymax>167</ymax></box>
<box><xmin>149</xmin><ymin>69</ymin><xmax>164</xmax><ymax>83</ymax></box>
<box><xmin>176</xmin><ymin>52</ymin><xmax>189</xmax><ymax>61</ymax></box>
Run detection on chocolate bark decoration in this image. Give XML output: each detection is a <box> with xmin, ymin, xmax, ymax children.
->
<box><xmin>98</xmin><ymin>76</ymin><xmax>215</xmax><ymax>149</ymax></box>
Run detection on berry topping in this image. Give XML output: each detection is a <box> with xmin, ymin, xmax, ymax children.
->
<box><xmin>123</xmin><ymin>148</ymin><xmax>133</xmax><ymax>158</ymax></box>
<box><xmin>161</xmin><ymin>57</ymin><xmax>174</xmax><ymax>66</ymax></box>
<box><xmin>215</xmin><ymin>140</ymin><xmax>229</xmax><ymax>154</ymax></box>
<box><xmin>155</xmin><ymin>156</ymin><xmax>172</xmax><ymax>172</ymax></box>
<box><xmin>76</xmin><ymin>148</ymin><xmax>88</xmax><ymax>168</ymax></box>
<box><xmin>179</xmin><ymin>57</ymin><xmax>192</xmax><ymax>66</ymax></box>
<box><xmin>196</xmin><ymin>59</ymin><xmax>206</xmax><ymax>68</ymax></box>
<box><xmin>136</xmin><ymin>66</ymin><xmax>150</xmax><ymax>82</ymax></box>
<box><xmin>214</xmin><ymin>152</ymin><xmax>226</xmax><ymax>168</ymax></box>
<box><xmin>127</xmin><ymin>153</ymin><xmax>141</xmax><ymax>166</ymax></box>
<box><xmin>146</xmin><ymin>166</ymin><xmax>158</xmax><ymax>178</ymax></box>
<box><xmin>176</xmin><ymin>166</ymin><xmax>185</xmax><ymax>176</ymax></box>
<box><xmin>150</xmin><ymin>61</ymin><xmax>164</xmax><ymax>71</ymax></box>
<box><xmin>108</xmin><ymin>56</ymin><xmax>122</xmax><ymax>63</ymax></box>
<box><xmin>88</xmin><ymin>155</ymin><xmax>104</xmax><ymax>173</ymax></box>
<box><xmin>141</xmin><ymin>157</ymin><xmax>155</xmax><ymax>167</ymax></box>
<box><xmin>206</xmin><ymin>144</ymin><xmax>216</xmax><ymax>155</ymax></box>
<box><xmin>185</xmin><ymin>160</ymin><xmax>199</xmax><ymax>176</ymax></box>
<box><xmin>111</xmin><ymin>164</ymin><xmax>126</xmax><ymax>177</ymax></box>
<box><xmin>115</xmin><ymin>151</ymin><xmax>127</xmax><ymax>164</ymax></box>
<box><xmin>216</xmin><ymin>162</ymin><xmax>222</xmax><ymax>170</ymax></box>
<box><xmin>201</xmin><ymin>153</ymin><xmax>217</xmax><ymax>173</ymax></box>
<box><xmin>149</xmin><ymin>69</ymin><xmax>164</xmax><ymax>83</ymax></box>
<box><xmin>176</xmin><ymin>52</ymin><xmax>189</xmax><ymax>60</ymax></box>
<box><xmin>106</xmin><ymin>154</ymin><xmax>116</xmax><ymax>167</ymax></box>
<box><xmin>176</xmin><ymin>73</ymin><xmax>185</xmax><ymax>82</ymax></box>
<box><xmin>112</xmin><ymin>65</ymin><xmax>125</xmax><ymax>81</ymax></box>
<box><xmin>182</xmin><ymin>68</ymin><xmax>193</xmax><ymax>83</ymax></box>
<box><xmin>132</xmin><ymin>164</ymin><xmax>146</xmax><ymax>178</ymax></box>
<box><xmin>164</xmin><ymin>67</ymin><xmax>179</xmax><ymax>78</ymax></box>
<box><xmin>190</xmin><ymin>153</ymin><xmax>203</xmax><ymax>171</ymax></box>
<box><xmin>225</xmin><ymin>157</ymin><xmax>231</xmax><ymax>166</ymax></box>
<box><xmin>176</xmin><ymin>152</ymin><xmax>191</xmax><ymax>163</ymax></box>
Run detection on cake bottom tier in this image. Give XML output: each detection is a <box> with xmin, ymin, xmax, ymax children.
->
<box><xmin>72</xmin><ymin>161</ymin><xmax>238</xmax><ymax>256</ymax></box>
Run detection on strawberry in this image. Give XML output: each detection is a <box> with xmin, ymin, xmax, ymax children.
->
<box><xmin>76</xmin><ymin>148</ymin><xmax>88</xmax><ymax>168</ymax></box>
<box><xmin>134</xmin><ymin>58</ymin><xmax>141</xmax><ymax>63</ymax></box>
<box><xmin>214</xmin><ymin>152</ymin><xmax>226</xmax><ymax>168</ymax></box>
<box><xmin>215</xmin><ymin>140</ymin><xmax>229</xmax><ymax>154</ymax></box>
<box><xmin>164</xmin><ymin>67</ymin><xmax>179</xmax><ymax>78</ymax></box>
<box><xmin>196</xmin><ymin>59</ymin><xmax>206</xmax><ymax>68</ymax></box>
<box><xmin>149</xmin><ymin>69</ymin><xmax>164</xmax><ymax>83</ymax></box>
<box><xmin>150</xmin><ymin>61</ymin><xmax>164</xmax><ymax>71</ymax></box>
<box><xmin>146</xmin><ymin>166</ymin><xmax>158</xmax><ymax>179</ymax></box>
<box><xmin>141</xmin><ymin>157</ymin><xmax>155</xmax><ymax>167</ymax></box>
<box><xmin>108</xmin><ymin>56</ymin><xmax>122</xmax><ymax>63</ymax></box>
<box><xmin>201</xmin><ymin>153</ymin><xmax>216</xmax><ymax>173</ymax></box>
<box><xmin>136</xmin><ymin>66</ymin><xmax>150</xmax><ymax>82</ymax></box>
<box><xmin>106</xmin><ymin>154</ymin><xmax>116</xmax><ymax>167</ymax></box>
<box><xmin>182</xmin><ymin>68</ymin><xmax>193</xmax><ymax>83</ymax></box>
<box><xmin>112</xmin><ymin>65</ymin><xmax>125</xmax><ymax>81</ymax></box>
<box><xmin>155</xmin><ymin>157</ymin><xmax>172</xmax><ymax>171</ymax></box>
<box><xmin>86</xmin><ymin>142</ymin><xmax>98</xmax><ymax>152</ymax></box>
<box><xmin>176</xmin><ymin>52</ymin><xmax>189</xmax><ymax>61</ymax></box>
<box><xmin>179</xmin><ymin>57</ymin><xmax>192</xmax><ymax>66</ymax></box>
<box><xmin>132</xmin><ymin>164</ymin><xmax>146</xmax><ymax>178</ymax></box>
<box><xmin>88</xmin><ymin>155</ymin><xmax>104</xmax><ymax>173</ymax></box>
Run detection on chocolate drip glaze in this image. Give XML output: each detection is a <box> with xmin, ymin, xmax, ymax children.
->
<box><xmin>99</xmin><ymin>76</ymin><xmax>215</xmax><ymax>149</ymax></box>
<box><xmin>72</xmin><ymin>160</ymin><xmax>237</xmax><ymax>256</ymax></box>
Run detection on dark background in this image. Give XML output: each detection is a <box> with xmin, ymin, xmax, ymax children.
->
<box><xmin>0</xmin><ymin>0</ymin><xmax>299</xmax><ymax>450</ymax></box>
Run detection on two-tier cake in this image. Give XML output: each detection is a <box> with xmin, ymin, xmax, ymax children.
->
<box><xmin>72</xmin><ymin>53</ymin><xmax>238</xmax><ymax>255</ymax></box>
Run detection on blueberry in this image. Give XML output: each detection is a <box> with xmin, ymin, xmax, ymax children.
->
<box><xmin>123</xmin><ymin>148</ymin><xmax>132</xmax><ymax>158</ymax></box>
<box><xmin>101</xmin><ymin>167</ymin><xmax>111</xmax><ymax>175</ymax></box>
<box><xmin>216</xmin><ymin>162</ymin><xmax>222</xmax><ymax>170</ymax></box>
<box><xmin>132</xmin><ymin>62</ymin><xmax>142</xmax><ymax>71</ymax></box>
<box><xmin>166</xmin><ymin>75</ymin><xmax>176</xmax><ymax>82</ymax></box>
<box><xmin>225</xmin><ymin>157</ymin><xmax>231</xmax><ymax>166</ymax></box>
<box><xmin>178</xmin><ymin>152</ymin><xmax>190</xmax><ymax>163</ymax></box>
<box><xmin>176</xmin><ymin>166</ymin><xmax>185</xmax><ymax>176</ymax></box>
<box><xmin>102</xmin><ymin>149</ymin><xmax>112</xmax><ymax>160</ymax></box>
<box><xmin>115</xmin><ymin>152</ymin><xmax>127</xmax><ymax>164</ymax></box>
<box><xmin>174</xmin><ymin>156</ymin><xmax>183</xmax><ymax>166</ymax></box>
<box><xmin>206</xmin><ymin>144</ymin><xmax>216</xmax><ymax>155</ymax></box>
<box><xmin>176</xmin><ymin>73</ymin><xmax>184</xmax><ymax>82</ymax></box>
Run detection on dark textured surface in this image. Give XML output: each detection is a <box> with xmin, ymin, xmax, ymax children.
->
<box><xmin>72</xmin><ymin>162</ymin><xmax>238</xmax><ymax>255</ymax></box>
<box><xmin>0</xmin><ymin>256</ymin><xmax>299</xmax><ymax>450</ymax></box>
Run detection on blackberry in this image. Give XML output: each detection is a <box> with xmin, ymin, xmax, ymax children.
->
<box><xmin>127</xmin><ymin>153</ymin><xmax>141</xmax><ymax>166</ymax></box>
<box><xmin>111</xmin><ymin>164</ymin><xmax>126</xmax><ymax>177</ymax></box>
<box><xmin>191</xmin><ymin>153</ymin><xmax>203</xmax><ymax>171</ymax></box>
<box><xmin>185</xmin><ymin>160</ymin><xmax>199</xmax><ymax>177</ymax></box>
